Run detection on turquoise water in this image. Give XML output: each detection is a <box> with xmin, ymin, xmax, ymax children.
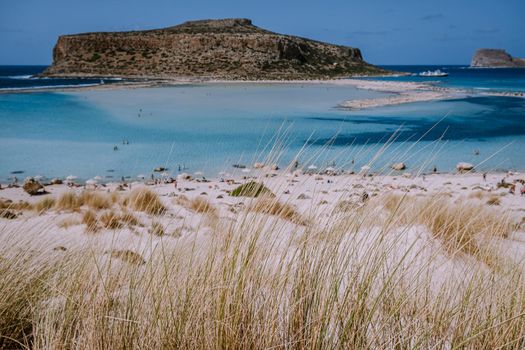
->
<box><xmin>1</xmin><ymin>81</ymin><xmax>524</xmax><ymax>182</ymax></box>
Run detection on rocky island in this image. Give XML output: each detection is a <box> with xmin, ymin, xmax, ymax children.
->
<box><xmin>42</xmin><ymin>18</ymin><xmax>386</xmax><ymax>80</ymax></box>
<box><xmin>470</xmin><ymin>48</ymin><xmax>525</xmax><ymax>68</ymax></box>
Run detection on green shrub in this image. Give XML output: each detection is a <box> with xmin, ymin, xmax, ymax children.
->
<box><xmin>230</xmin><ymin>181</ymin><xmax>274</xmax><ymax>198</ymax></box>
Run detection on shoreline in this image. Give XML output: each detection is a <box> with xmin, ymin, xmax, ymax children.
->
<box><xmin>2</xmin><ymin>75</ymin><xmax>523</xmax><ymax>110</ymax></box>
<box><xmin>1</xmin><ymin>171</ymin><xmax>523</xmax><ymax>222</ymax></box>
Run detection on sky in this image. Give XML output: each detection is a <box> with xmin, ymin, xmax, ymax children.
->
<box><xmin>1</xmin><ymin>0</ymin><xmax>524</xmax><ymax>65</ymax></box>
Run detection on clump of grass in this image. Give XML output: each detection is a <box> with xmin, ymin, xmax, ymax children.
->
<box><xmin>468</xmin><ymin>191</ymin><xmax>485</xmax><ymax>200</ymax></box>
<box><xmin>100</xmin><ymin>210</ymin><xmax>124</xmax><ymax>230</ymax></box>
<box><xmin>120</xmin><ymin>210</ymin><xmax>141</xmax><ymax>227</ymax></box>
<box><xmin>189</xmin><ymin>196</ymin><xmax>217</xmax><ymax>215</ymax></box>
<box><xmin>419</xmin><ymin>198</ymin><xmax>513</xmax><ymax>255</ymax></box>
<box><xmin>33</xmin><ymin>197</ymin><xmax>55</xmax><ymax>214</ymax></box>
<box><xmin>248</xmin><ymin>197</ymin><xmax>305</xmax><ymax>225</ymax></box>
<box><xmin>126</xmin><ymin>188</ymin><xmax>166</xmax><ymax>215</ymax></box>
<box><xmin>230</xmin><ymin>181</ymin><xmax>274</xmax><ymax>197</ymax></box>
<box><xmin>108</xmin><ymin>249</ymin><xmax>145</xmax><ymax>265</ymax></box>
<box><xmin>82</xmin><ymin>210</ymin><xmax>99</xmax><ymax>233</ymax></box>
<box><xmin>177</xmin><ymin>195</ymin><xmax>218</xmax><ymax>217</ymax></box>
<box><xmin>486</xmin><ymin>195</ymin><xmax>501</xmax><ymax>206</ymax></box>
<box><xmin>149</xmin><ymin>221</ymin><xmax>165</xmax><ymax>236</ymax></box>
<box><xmin>79</xmin><ymin>191</ymin><xmax>112</xmax><ymax>210</ymax></box>
<box><xmin>55</xmin><ymin>192</ymin><xmax>81</xmax><ymax>212</ymax></box>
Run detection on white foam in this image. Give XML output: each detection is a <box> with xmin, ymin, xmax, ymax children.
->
<box><xmin>0</xmin><ymin>83</ymin><xmax>100</xmax><ymax>91</ymax></box>
<box><xmin>2</xmin><ymin>75</ymin><xmax>34</xmax><ymax>79</ymax></box>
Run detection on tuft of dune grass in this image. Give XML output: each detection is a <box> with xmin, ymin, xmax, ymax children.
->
<box><xmin>418</xmin><ymin>198</ymin><xmax>513</xmax><ymax>256</ymax></box>
<box><xmin>149</xmin><ymin>221</ymin><xmax>165</xmax><ymax>236</ymax></box>
<box><xmin>176</xmin><ymin>195</ymin><xmax>218</xmax><ymax>218</ymax></box>
<box><xmin>126</xmin><ymin>187</ymin><xmax>166</xmax><ymax>215</ymax></box>
<box><xmin>379</xmin><ymin>194</ymin><xmax>515</xmax><ymax>258</ymax></box>
<box><xmin>78</xmin><ymin>191</ymin><xmax>112</xmax><ymax>210</ymax></box>
<box><xmin>120</xmin><ymin>210</ymin><xmax>141</xmax><ymax>227</ymax></box>
<box><xmin>82</xmin><ymin>210</ymin><xmax>99</xmax><ymax>233</ymax></box>
<box><xmin>468</xmin><ymin>191</ymin><xmax>485</xmax><ymax>200</ymax></box>
<box><xmin>0</xmin><ymin>199</ymin><xmax>33</xmax><ymax>212</ymax></box>
<box><xmin>99</xmin><ymin>210</ymin><xmax>124</xmax><ymax>230</ymax></box>
<box><xmin>55</xmin><ymin>192</ymin><xmax>81</xmax><ymax>212</ymax></box>
<box><xmin>248</xmin><ymin>197</ymin><xmax>306</xmax><ymax>225</ymax></box>
<box><xmin>486</xmin><ymin>195</ymin><xmax>501</xmax><ymax>206</ymax></box>
<box><xmin>33</xmin><ymin>197</ymin><xmax>55</xmax><ymax>214</ymax></box>
<box><xmin>108</xmin><ymin>249</ymin><xmax>146</xmax><ymax>265</ymax></box>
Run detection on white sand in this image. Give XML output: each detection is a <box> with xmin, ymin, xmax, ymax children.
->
<box><xmin>1</xmin><ymin>171</ymin><xmax>525</xmax><ymax>293</ymax></box>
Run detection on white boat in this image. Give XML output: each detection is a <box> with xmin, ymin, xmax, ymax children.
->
<box><xmin>418</xmin><ymin>69</ymin><xmax>449</xmax><ymax>77</ymax></box>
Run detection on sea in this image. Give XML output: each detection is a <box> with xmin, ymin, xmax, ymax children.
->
<box><xmin>1</xmin><ymin>65</ymin><xmax>524</xmax><ymax>182</ymax></box>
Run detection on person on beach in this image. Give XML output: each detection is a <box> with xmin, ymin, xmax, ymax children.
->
<box><xmin>483</xmin><ymin>173</ymin><xmax>487</xmax><ymax>182</ymax></box>
<box><xmin>173</xmin><ymin>179</ymin><xmax>177</xmax><ymax>189</ymax></box>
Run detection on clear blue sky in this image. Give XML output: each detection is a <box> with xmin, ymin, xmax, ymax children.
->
<box><xmin>1</xmin><ymin>0</ymin><xmax>524</xmax><ymax>65</ymax></box>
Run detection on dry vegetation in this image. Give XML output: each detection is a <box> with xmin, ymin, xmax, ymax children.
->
<box><xmin>248</xmin><ymin>196</ymin><xmax>306</xmax><ymax>225</ymax></box>
<box><xmin>126</xmin><ymin>187</ymin><xmax>166</xmax><ymax>215</ymax></box>
<box><xmin>0</xmin><ymin>182</ymin><xmax>524</xmax><ymax>349</ymax></box>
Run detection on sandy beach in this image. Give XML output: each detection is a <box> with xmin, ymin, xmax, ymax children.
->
<box><xmin>2</xmin><ymin>169</ymin><xmax>524</xmax><ymax>246</ymax></box>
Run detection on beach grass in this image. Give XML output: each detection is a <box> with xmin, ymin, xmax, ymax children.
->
<box><xmin>0</xmin><ymin>178</ymin><xmax>524</xmax><ymax>349</ymax></box>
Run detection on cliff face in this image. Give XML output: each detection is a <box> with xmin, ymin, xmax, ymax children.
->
<box><xmin>471</xmin><ymin>49</ymin><xmax>525</xmax><ymax>68</ymax></box>
<box><xmin>43</xmin><ymin>18</ymin><xmax>386</xmax><ymax>80</ymax></box>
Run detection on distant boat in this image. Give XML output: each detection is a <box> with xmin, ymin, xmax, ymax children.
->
<box><xmin>419</xmin><ymin>69</ymin><xmax>449</xmax><ymax>77</ymax></box>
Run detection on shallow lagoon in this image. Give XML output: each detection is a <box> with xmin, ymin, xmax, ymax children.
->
<box><xmin>1</xmin><ymin>83</ymin><xmax>524</xmax><ymax>182</ymax></box>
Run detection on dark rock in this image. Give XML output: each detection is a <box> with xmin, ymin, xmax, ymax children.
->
<box><xmin>471</xmin><ymin>49</ymin><xmax>525</xmax><ymax>68</ymax></box>
<box><xmin>22</xmin><ymin>179</ymin><xmax>46</xmax><ymax>196</ymax></box>
<box><xmin>0</xmin><ymin>209</ymin><xmax>17</xmax><ymax>219</ymax></box>
<box><xmin>50</xmin><ymin>178</ymin><xmax>63</xmax><ymax>185</ymax></box>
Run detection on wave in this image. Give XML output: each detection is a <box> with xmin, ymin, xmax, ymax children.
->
<box><xmin>0</xmin><ymin>83</ymin><xmax>101</xmax><ymax>91</ymax></box>
<box><xmin>1</xmin><ymin>75</ymin><xmax>35</xmax><ymax>79</ymax></box>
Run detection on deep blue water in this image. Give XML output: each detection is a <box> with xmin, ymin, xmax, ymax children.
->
<box><xmin>0</xmin><ymin>65</ymin><xmax>122</xmax><ymax>91</ymax></box>
<box><xmin>374</xmin><ymin>65</ymin><xmax>525</xmax><ymax>93</ymax></box>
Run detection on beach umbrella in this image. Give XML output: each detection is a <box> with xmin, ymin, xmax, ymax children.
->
<box><xmin>93</xmin><ymin>175</ymin><xmax>103</xmax><ymax>181</ymax></box>
<box><xmin>161</xmin><ymin>172</ymin><xmax>170</xmax><ymax>177</ymax></box>
<box><xmin>86</xmin><ymin>179</ymin><xmax>97</xmax><ymax>185</ymax></box>
<box><xmin>360</xmin><ymin>166</ymin><xmax>371</xmax><ymax>175</ymax></box>
<box><xmin>137</xmin><ymin>174</ymin><xmax>146</xmax><ymax>179</ymax></box>
<box><xmin>307</xmin><ymin>165</ymin><xmax>318</xmax><ymax>170</ymax></box>
<box><xmin>66</xmin><ymin>175</ymin><xmax>77</xmax><ymax>181</ymax></box>
<box><xmin>241</xmin><ymin>168</ymin><xmax>251</xmax><ymax>173</ymax></box>
<box><xmin>325</xmin><ymin>166</ymin><xmax>335</xmax><ymax>172</ymax></box>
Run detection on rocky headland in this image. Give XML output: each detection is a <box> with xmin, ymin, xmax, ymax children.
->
<box><xmin>42</xmin><ymin>18</ymin><xmax>386</xmax><ymax>80</ymax></box>
<box><xmin>471</xmin><ymin>48</ymin><xmax>525</xmax><ymax>68</ymax></box>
